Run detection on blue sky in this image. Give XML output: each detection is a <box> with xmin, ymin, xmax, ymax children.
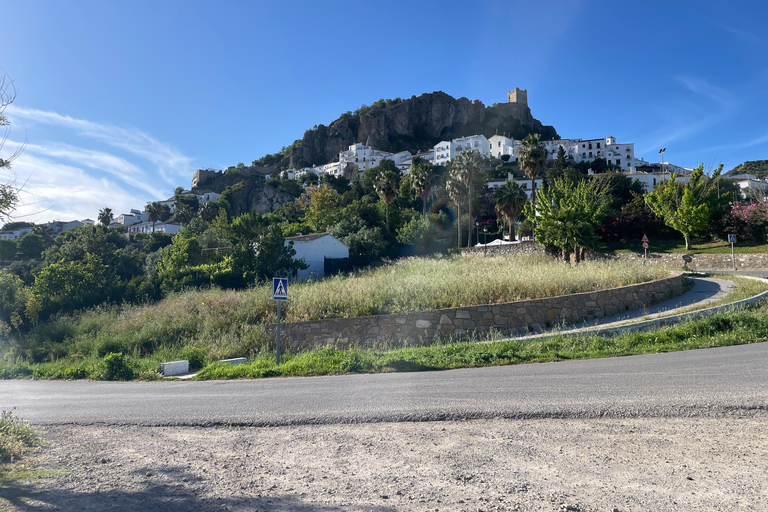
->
<box><xmin>1</xmin><ymin>0</ymin><xmax>766</xmax><ymax>223</ymax></box>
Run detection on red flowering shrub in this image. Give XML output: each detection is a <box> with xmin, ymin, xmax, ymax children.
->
<box><xmin>717</xmin><ymin>202</ymin><xmax>768</xmax><ymax>243</ymax></box>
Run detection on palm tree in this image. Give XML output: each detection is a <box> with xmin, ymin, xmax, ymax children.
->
<box><xmin>409</xmin><ymin>158</ymin><xmax>436</xmax><ymax>219</ymax></box>
<box><xmin>199</xmin><ymin>201</ymin><xmax>220</xmax><ymax>222</ymax></box>
<box><xmin>444</xmin><ymin>171</ymin><xmax>466</xmax><ymax>248</ymax></box>
<box><xmin>517</xmin><ymin>134</ymin><xmax>547</xmax><ymax>232</ymax></box>
<box><xmin>494</xmin><ymin>180</ymin><xmax>527</xmax><ymax>242</ymax></box>
<box><xmin>98</xmin><ymin>207</ymin><xmax>113</xmax><ymax>227</ymax></box>
<box><xmin>145</xmin><ymin>201</ymin><xmax>164</xmax><ymax>232</ymax></box>
<box><xmin>374</xmin><ymin>167</ymin><xmax>400</xmax><ymax>232</ymax></box>
<box><xmin>451</xmin><ymin>150</ymin><xmax>486</xmax><ymax>248</ymax></box>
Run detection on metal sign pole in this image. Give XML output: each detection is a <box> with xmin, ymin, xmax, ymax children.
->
<box><xmin>273</xmin><ymin>277</ymin><xmax>288</xmax><ymax>366</ymax></box>
<box><xmin>728</xmin><ymin>234</ymin><xmax>737</xmax><ymax>272</ymax></box>
<box><xmin>276</xmin><ymin>300</ymin><xmax>281</xmax><ymax>366</ymax></box>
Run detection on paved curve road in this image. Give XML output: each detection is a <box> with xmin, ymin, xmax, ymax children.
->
<box><xmin>2</xmin><ymin>342</ymin><xmax>766</xmax><ymax>426</ymax></box>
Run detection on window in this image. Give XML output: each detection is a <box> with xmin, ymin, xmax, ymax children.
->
<box><xmin>582</xmin><ymin>144</ymin><xmax>586</xmax><ymax>148</ymax></box>
<box><xmin>498</xmin><ymin>142</ymin><xmax>501</xmax><ymax>147</ymax></box>
<box><xmin>588</xmin><ymin>144</ymin><xmax>593</xmax><ymax>150</ymax></box>
<box><xmin>474</xmin><ymin>141</ymin><xmax>479</xmax><ymax>147</ymax></box>
<box><xmin>589</xmin><ymin>152</ymin><xmax>593</xmax><ymax>157</ymax></box>
<box><xmin>597</xmin><ymin>143</ymin><xmax>601</xmax><ymax>148</ymax></box>
<box><xmin>456</xmin><ymin>145</ymin><xmax>462</xmax><ymax>151</ymax></box>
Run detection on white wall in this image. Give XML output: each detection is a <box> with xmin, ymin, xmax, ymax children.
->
<box><xmin>288</xmin><ymin>235</ymin><xmax>349</xmax><ymax>280</ymax></box>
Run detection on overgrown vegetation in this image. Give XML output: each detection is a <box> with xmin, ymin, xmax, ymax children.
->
<box><xmin>195</xmin><ymin>301</ymin><xmax>768</xmax><ymax>380</ymax></box>
<box><xmin>0</xmin><ymin>255</ymin><xmax>666</xmax><ymax>379</ymax></box>
<box><xmin>0</xmin><ymin>408</ymin><xmax>38</xmax><ymax>463</ymax></box>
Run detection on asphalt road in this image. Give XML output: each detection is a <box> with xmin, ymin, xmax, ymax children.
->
<box><xmin>3</xmin><ymin>342</ymin><xmax>766</xmax><ymax>427</ymax></box>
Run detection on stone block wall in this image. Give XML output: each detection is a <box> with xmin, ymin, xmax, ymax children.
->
<box><xmin>278</xmin><ymin>273</ymin><xmax>685</xmax><ymax>352</ymax></box>
<box><xmin>605</xmin><ymin>252</ymin><xmax>768</xmax><ymax>271</ymax></box>
<box><xmin>462</xmin><ymin>241</ymin><xmax>546</xmax><ymax>257</ymax></box>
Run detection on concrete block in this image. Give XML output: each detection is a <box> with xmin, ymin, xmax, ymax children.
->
<box><xmin>218</xmin><ymin>357</ymin><xmax>247</xmax><ymax>366</ymax></box>
<box><xmin>159</xmin><ymin>360</ymin><xmax>189</xmax><ymax>376</ymax></box>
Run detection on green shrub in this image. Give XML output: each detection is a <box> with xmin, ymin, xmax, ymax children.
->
<box><xmin>180</xmin><ymin>347</ymin><xmax>208</xmax><ymax>370</ymax></box>
<box><xmin>100</xmin><ymin>353</ymin><xmax>134</xmax><ymax>381</ymax></box>
<box><xmin>0</xmin><ymin>407</ymin><xmax>38</xmax><ymax>462</ymax></box>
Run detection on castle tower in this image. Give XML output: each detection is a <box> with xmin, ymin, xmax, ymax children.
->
<box><xmin>507</xmin><ymin>88</ymin><xmax>528</xmax><ymax>106</ymax></box>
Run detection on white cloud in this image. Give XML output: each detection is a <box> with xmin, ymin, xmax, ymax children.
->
<box><xmin>22</xmin><ymin>141</ymin><xmax>167</xmax><ymax>199</ymax></box>
<box><xmin>675</xmin><ymin>76</ymin><xmax>736</xmax><ymax>111</ymax></box>
<box><xmin>2</xmin><ymin>151</ymin><xmax>143</xmax><ymax>224</ymax></box>
<box><xmin>6</xmin><ymin>105</ymin><xmax>194</xmax><ymax>185</ymax></box>
<box><xmin>0</xmin><ymin>106</ymin><xmax>196</xmax><ymax>224</ymax></box>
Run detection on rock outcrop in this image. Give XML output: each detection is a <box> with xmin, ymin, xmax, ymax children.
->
<box><xmin>285</xmin><ymin>91</ymin><xmax>558</xmax><ymax>169</ymax></box>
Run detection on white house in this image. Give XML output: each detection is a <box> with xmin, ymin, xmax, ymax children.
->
<box><xmin>0</xmin><ymin>226</ymin><xmax>32</xmax><ymax>240</ymax></box>
<box><xmin>129</xmin><ymin>221</ymin><xmax>182</xmax><ymax>235</ymax></box>
<box><xmin>727</xmin><ymin>173</ymin><xmax>768</xmax><ymax>198</ymax></box>
<box><xmin>486</xmin><ymin>173</ymin><xmax>544</xmax><ymax>199</ymax></box>
<box><xmin>339</xmin><ymin>143</ymin><xmax>396</xmax><ymax>172</ymax></box>
<box><xmin>285</xmin><ymin>232</ymin><xmax>349</xmax><ymax>281</ymax></box>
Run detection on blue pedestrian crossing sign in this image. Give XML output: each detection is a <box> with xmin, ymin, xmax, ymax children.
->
<box><xmin>273</xmin><ymin>278</ymin><xmax>288</xmax><ymax>301</ymax></box>
<box><xmin>728</xmin><ymin>234</ymin><xmax>737</xmax><ymax>244</ymax></box>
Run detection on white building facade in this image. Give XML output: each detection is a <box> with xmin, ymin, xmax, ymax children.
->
<box><xmin>284</xmin><ymin>232</ymin><xmax>349</xmax><ymax>281</ymax></box>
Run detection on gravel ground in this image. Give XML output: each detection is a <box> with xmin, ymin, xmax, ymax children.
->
<box><xmin>3</xmin><ymin>415</ymin><xmax>767</xmax><ymax>512</ymax></box>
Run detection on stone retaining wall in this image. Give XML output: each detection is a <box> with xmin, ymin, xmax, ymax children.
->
<box><xmin>462</xmin><ymin>240</ymin><xmax>546</xmax><ymax>257</ymax></box>
<box><xmin>605</xmin><ymin>252</ymin><xmax>768</xmax><ymax>270</ymax></box>
<box><xmin>279</xmin><ymin>273</ymin><xmax>685</xmax><ymax>352</ymax></box>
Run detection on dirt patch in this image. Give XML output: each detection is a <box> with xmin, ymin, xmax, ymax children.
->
<box><xmin>2</xmin><ymin>416</ymin><xmax>767</xmax><ymax>511</ymax></box>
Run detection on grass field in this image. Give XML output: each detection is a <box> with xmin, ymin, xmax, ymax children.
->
<box><xmin>0</xmin><ymin>255</ymin><xmax>667</xmax><ymax>379</ymax></box>
<box><xmin>1</xmin><ymin>254</ymin><xmax>766</xmax><ymax>382</ymax></box>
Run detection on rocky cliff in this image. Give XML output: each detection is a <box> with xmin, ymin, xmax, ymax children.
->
<box><xmin>276</xmin><ymin>91</ymin><xmax>558</xmax><ymax>170</ymax></box>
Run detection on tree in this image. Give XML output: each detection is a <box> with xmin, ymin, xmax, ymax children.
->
<box><xmin>517</xmin><ymin>133</ymin><xmax>547</xmax><ymax>231</ymax></box>
<box><xmin>199</xmin><ymin>201</ymin><xmax>220</xmax><ymax>222</ymax></box>
<box><xmin>98</xmin><ymin>207</ymin><xmax>114</xmax><ymax>227</ymax></box>
<box><xmin>296</xmin><ymin>184</ymin><xmax>342</xmax><ymax>232</ymax></box>
<box><xmin>494</xmin><ymin>181</ymin><xmax>527</xmax><ymax>241</ymax></box>
<box><xmin>145</xmin><ymin>201</ymin><xmax>170</xmax><ymax>232</ymax></box>
<box><xmin>450</xmin><ymin>150</ymin><xmax>487</xmax><ymax>247</ymax></box>
<box><xmin>16</xmin><ymin>233</ymin><xmax>45</xmax><ymax>260</ymax></box>
<box><xmin>409</xmin><ymin>158</ymin><xmax>436</xmax><ymax>218</ymax></box>
<box><xmin>645</xmin><ymin>164</ymin><xmax>728</xmax><ymax>250</ymax></box>
<box><xmin>1</xmin><ymin>72</ymin><xmax>24</xmax><ymax>221</ymax></box>
<box><xmin>444</xmin><ymin>169</ymin><xmax>466</xmax><ymax>248</ymax></box>
<box><xmin>0</xmin><ymin>238</ymin><xmax>16</xmax><ymax>261</ymax></box>
<box><xmin>529</xmin><ymin>177</ymin><xmax>613</xmax><ymax>262</ymax></box>
<box><xmin>373</xmin><ymin>161</ymin><xmax>400</xmax><ymax>232</ymax></box>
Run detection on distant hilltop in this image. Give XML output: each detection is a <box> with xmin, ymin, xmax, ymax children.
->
<box><xmin>210</xmin><ymin>90</ymin><xmax>559</xmax><ymax>179</ymax></box>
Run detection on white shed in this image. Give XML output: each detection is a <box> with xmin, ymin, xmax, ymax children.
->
<box><xmin>285</xmin><ymin>232</ymin><xmax>349</xmax><ymax>280</ymax></box>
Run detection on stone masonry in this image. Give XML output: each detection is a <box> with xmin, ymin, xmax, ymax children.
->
<box><xmin>278</xmin><ymin>273</ymin><xmax>685</xmax><ymax>352</ymax></box>
<box><xmin>605</xmin><ymin>252</ymin><xmax>768</xmax><ymax>271</ymax></box>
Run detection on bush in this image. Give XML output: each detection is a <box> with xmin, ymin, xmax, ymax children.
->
<box><xmin>716</xmin><ymin>202</ymin><xmax>768</xmax><ymax>243</ymax></box>
<box><xmin>180</xmin><ymin>347</ymin><xmax>208</xmax><ymax>370</ymax></box>
<box><xmin>0</xmin><ymin>407</ymin><xmax>38</xmax><ymax>462</ymax></box>
<box><xmin>100</xmin><ymin>353</ymin><xmax>134</xmax><ymax>381</ymax></box>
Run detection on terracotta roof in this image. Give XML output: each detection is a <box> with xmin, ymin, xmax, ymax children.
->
<box><xmin>285</xmin><ymin>232</ymin><xmax>331</xmax><ymax>242</ymax></box>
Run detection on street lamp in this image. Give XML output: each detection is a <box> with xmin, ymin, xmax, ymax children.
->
<box><xmin>658</xmin><ymin>148</ymin><xmax>666</xmax><ymax>174</ymax></box>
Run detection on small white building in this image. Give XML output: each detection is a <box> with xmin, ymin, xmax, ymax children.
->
<box><xmin>129</xmin><ymin>221</ymin><xmax>183</xmax><ymax>235</ymax></box>
<box><xmin>0</xmin><ymin>226</ymin><xmax>32</xmax><ymax>240</ymax></box>
<box><xmin>339</xmin><ymin>143</ymin><xmax>396</xmax><ymax>172</ymax></box>
<box><xmin>285</xmin><ymin>232</ymin><xmax>349</xmax><ymax>281</ymax></box>
<box><xmin>486</xmin><ymin>173</ymin><xmax>544</xmax><ymax>199</ymax></box>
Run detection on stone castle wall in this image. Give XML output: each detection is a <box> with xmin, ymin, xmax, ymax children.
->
<box><xmin>508</xmin><ymin>88</ymin><xmax>528</xmax><ymax>105</ymax></box>
<box><xmin>278</xmin><ymin>273</ymin><xmax>685</xmax><ymax>352</ymax></box>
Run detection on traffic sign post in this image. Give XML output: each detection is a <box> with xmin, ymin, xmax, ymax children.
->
<box><xmin>728</xmin><ymin>234</ymin><xmax>737</xmax><ymax>271</ymax></box>
<box><xmin>273</xmin><ymin>278</ymin><xmax>288</xmax><ymax>365</ymax></box>
<box><xmin>641</xmin><ymin>234</ymin><xmax>649</xmax><ymax>262</ymax></box>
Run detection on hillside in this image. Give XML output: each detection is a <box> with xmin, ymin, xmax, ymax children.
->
<box><xmin>215</xmin><ymin>91</ymin><xmax>558</xmax><ymax>178</ymax></box>
<box><xmin>726</xmin><ymin>160</ymin><xmax>768</xmax><ymax>179</ymax></box>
